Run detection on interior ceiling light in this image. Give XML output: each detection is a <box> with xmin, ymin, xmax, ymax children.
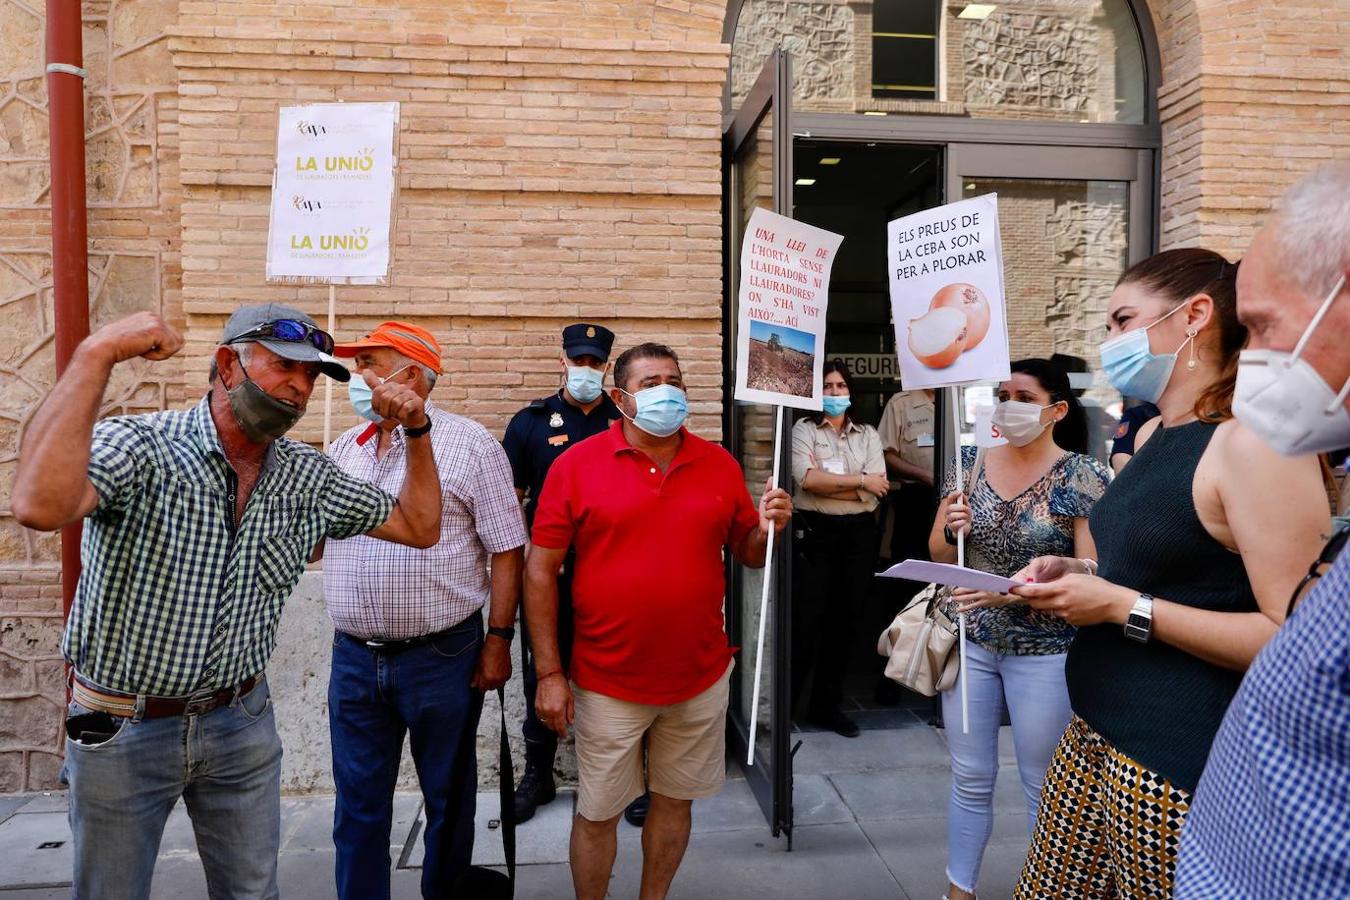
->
<box><xmin>863</xmin><ymin>110</ymin><xmax>887</xmax><ymax>116</ymax></box>
<box><xmin>820</xmin><ymin>157</ymin><xmax>841</xmax><ymax>165</ymax></box>
<box><xmin>957</xmin><ymin>3</ymin><xmax>997</xmax><ymax>19</ymax></box>
<box><xmin>795</xmin><ymin>178</ymin><xmax>817</xmax><ymax>186</ymax></box>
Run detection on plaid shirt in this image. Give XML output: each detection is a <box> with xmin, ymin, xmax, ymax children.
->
<box><xmin>63</xmin><ymin>398</ymin><xmax>395</xmax><ymax>696</ymax></box>
<box><xmin>323</xmin><ymin>402</ymin><xmax>527</xmax><ymax>640</ymax></box>
<box><xmin>1174</xmin><ymin>550</ymin><xmax>1350</xmax><ymax>897</ymax></box>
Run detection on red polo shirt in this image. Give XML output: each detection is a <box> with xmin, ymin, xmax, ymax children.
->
<box><xmin>531</xmin><ymin>421</ymin><xmax>762</xmax><ymax>705</ymax></box>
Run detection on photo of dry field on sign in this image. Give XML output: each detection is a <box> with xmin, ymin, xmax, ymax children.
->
<box><xmin>747</xmin><ymin>321</ymin><xmax>815</xmax><ymax>398</ymax></box>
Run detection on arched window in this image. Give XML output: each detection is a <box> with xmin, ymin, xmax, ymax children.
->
<box><xmin>729</xmin><ymin>0</ymin><xmax>1152</xmax><ymax>124</ymax></box>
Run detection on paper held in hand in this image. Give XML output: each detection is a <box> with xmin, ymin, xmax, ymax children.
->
<box><xmin>880</xmin><ymin>559</ymin><xmax>1025</xmax><ymax>595</ymax></box>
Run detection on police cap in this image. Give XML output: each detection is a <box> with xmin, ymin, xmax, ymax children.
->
<box><xmin>561</xmin><ymin>323</ymin><xmax>615</xmax><ymax>362</ymax></box>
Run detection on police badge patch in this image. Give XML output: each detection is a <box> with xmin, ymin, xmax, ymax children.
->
<box><xmin>549</xmin><ymin>412</ymin><xmax>564</xmax><ymax>428</ymax></box>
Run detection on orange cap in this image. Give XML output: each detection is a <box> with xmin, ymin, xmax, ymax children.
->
<box><xmin>333</xmin><ymin>321</ymin><xmax>443</xmax><ymax>374</ymax></box>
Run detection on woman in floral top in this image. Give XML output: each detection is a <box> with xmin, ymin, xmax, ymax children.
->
<box><xmin>925</xmin><ymin>358</ymin><xmax>1110</xmax><ymax>900</ymax></box>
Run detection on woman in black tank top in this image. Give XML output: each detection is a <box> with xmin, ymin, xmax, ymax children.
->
<box><xmin>1010</xmin><ymin>249</ymin><xmax>1330</xmax><ymax>898</ymax></box>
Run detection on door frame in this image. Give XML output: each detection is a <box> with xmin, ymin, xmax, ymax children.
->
<box><xmin>722</xmin><ymin>47</ymin><xmax>797</xmax><ymax>843</ymax></box>
<box><xmin>721</xmin><ymin>51</ymin><xmax>1163</xmax><ymax>842</ymax></box>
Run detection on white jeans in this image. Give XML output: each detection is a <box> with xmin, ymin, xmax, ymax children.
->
<box><xmin>941</xmin><ymin>642</ymin><xmax>1071</xmax><ymax>894</ymax></box>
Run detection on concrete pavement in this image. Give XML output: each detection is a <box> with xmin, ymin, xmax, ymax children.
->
<box><xmin>0</xmin><ymin>712</ymin><xmax>1030</xmax><ymax>899</ymax></box>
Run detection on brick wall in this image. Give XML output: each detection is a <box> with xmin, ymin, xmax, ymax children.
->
<box><xmin>170</xmin><ymin>6</ymin><xmax>730</xmax><ymax>438</ymax></box>
<box><xmin>1155</xmin><ymin>0</ymin><xmax>1350</xmax><ymax>257</ymax></box>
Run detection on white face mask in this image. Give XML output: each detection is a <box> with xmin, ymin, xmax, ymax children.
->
<box><xmin>1233</xmin><ymin>273</ymin><xmax>1350</xmax><ymax>456</ymax></box>
<box><xmin>991</xmin><ymin>400</ymin><xmax>1055</xmax><ymax>447</ymax></box>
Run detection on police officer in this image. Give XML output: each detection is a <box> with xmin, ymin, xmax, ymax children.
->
<box><xmin>502</xmin><ymin>323</ymin><xmax>621</xmax><ymax>823</ymax></box>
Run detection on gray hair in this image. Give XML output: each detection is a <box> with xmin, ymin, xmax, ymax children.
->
<box><xmin>390</xmin><ymin>351</ymin><xmax>437</xmax><ymax>391</ymax></box>
<box><xmin>209</xmin><ymin>340</ymin><xmax>254</xmax><ymax>383</ymax></box>
<box><xmin>1274</xmin><ymin>162</ymin><xmax>1350</xmax><ymax>298</ymax></box>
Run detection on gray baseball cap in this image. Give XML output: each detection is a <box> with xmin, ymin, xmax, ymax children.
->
<box><xmin>221</xmin><ymin>303</ymin><xmax>350</xmax><ymax>382</ymax></box>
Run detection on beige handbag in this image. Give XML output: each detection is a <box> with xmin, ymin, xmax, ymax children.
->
<box><xmin>875</xmin><ymin>447</ymin><xmax>987</xmax><ymax>697</ymax></box>
<box><xmin>877</xmin><ymin>583</ymin><xmax>960</xmax><ymax>696</ymax></box>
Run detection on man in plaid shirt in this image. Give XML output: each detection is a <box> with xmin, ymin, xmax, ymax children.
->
<box><xmin>323</xmin><ymin>321</ymin><xmax>527</xmax><ymax>899</ymax></box>
<box><xmin>11</xmin><ymin>304</ymin><xmax>442</xmax><ymax>900</ymax></box>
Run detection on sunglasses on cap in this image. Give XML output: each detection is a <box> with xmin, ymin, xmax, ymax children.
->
<box><xmin>230</xmin><ymin>319</ymin><xmax>335</xmax><ymax>355</ymax></box>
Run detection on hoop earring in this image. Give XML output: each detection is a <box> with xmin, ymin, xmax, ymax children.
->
<box><xmin>1186</xmin><ymin>327</ymin><xmax>1199</xmax><ymax>371</ymax></box>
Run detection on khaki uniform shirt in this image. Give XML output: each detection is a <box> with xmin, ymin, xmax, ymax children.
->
<box><xmin>878</xmin><ymin>391</ymin><xmax>936</xmax><ymax>486</ymax></box>
<box><xmin>790</xmin><ymin>416</ymin><xmax>885</xmax><ymax>515</ymax></box>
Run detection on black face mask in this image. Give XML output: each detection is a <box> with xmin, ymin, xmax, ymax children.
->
<box><xmin>224</xmin><ymin>363</ymin><xmax>305</xmax><ymax>443</ymax></box>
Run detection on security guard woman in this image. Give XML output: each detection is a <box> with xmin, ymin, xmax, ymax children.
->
<box><xmin>502</xmin><ymin>323</ymin><xmax>620</xmax><ymax>822</ymax></box>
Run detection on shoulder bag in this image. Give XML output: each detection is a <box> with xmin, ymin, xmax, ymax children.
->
<box><xmin>875</xmin><ymin>448</ymin><xmax>986</xmax><ymax>697</ymax></box>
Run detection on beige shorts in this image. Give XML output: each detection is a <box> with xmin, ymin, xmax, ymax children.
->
<box><xmin>571</xmin><ymin>662</ymin><xmax>733</xmax><ymax>822</ymax></box>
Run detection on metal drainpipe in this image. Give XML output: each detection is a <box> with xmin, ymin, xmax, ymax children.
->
<box><xmin>45</xmin><ymin>0</ymin><xmax>90</xmax><ymax>618</ymax></box>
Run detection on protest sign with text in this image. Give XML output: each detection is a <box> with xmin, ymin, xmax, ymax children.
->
<box><xmin>734</xmin><ymin>208</ymin><xmax>844</xmax><ymax>410</ymax></box>
<box><xmin>888</xmin><ymin>194</ymin><xmax>1010</xmax><ymax>390</ymax></box>
<box><xmin>266</xmin><ymin>102</ymin><xmax>399</xmax><ymax>283</ymax></box>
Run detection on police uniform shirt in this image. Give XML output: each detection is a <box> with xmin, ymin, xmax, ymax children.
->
<box><xmin>878</xmin><ymin>390</ymin><xmax>936</xmax><ymax>485</ymax></box>
<box><xmin>502</xmin><ymin>389</ymin><xmax>622</xmax><ymax>524</ymax></box>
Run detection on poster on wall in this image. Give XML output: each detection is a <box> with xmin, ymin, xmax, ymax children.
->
<box><xmin>265</xmin><ymin>102</ymin><xmax>399</xmax><ymax>283</ymax></box>
<box><xmin>733</xmin><ymin>207</ymin><xmax>844</xmax><ymax>410</ymax></box>
<box><xmin>887</xmin><ymin>194</ymin><xmax>1010</xmax><ymax>390</ymax></box>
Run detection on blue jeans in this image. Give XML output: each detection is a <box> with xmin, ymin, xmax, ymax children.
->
<box><xmin>61</xmin><ymin>678</ymin><xmax>283</xmax><ymax>900</ymax></box>
<box><xmin>941</xmin><ymin>642</ymin><xmax>1071</xmax><ymax>894</ymax></box>
<box><xmin>329</xmin><ymin>617</ymin><xmax>484</xmax><ymax>900</ymax></box>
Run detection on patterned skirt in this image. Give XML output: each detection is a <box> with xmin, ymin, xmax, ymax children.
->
<box><xmin>1015</xmin><ymin>716</ymin><xmax>1192</xmax><ymax>899</ymax></box>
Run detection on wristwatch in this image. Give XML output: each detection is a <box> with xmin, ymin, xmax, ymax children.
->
<box><xmin>1124</xmin><ymin>593</ymin><xmax>1154</xmax><ymax>643</ymax></box>
<box><xmin>487</xmin><ymin>625</ymin><xmax>515</xmax><ymax>642</ymax></box>
<box><xmin>404</xmin><ymin>418</ymin><xmax>432</xmax><ymax>439</ymax></box>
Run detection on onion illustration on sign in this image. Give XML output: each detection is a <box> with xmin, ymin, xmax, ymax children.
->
<box><xmin>906</xmin><ymin>282</ymin><xmax>991</xmax><ymax>369</ymax></box>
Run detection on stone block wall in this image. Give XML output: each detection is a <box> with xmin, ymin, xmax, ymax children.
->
<box><xmin>0</xmin><ymin>0</ymin><xmax>184</xmax><ymax>792</ymax></box>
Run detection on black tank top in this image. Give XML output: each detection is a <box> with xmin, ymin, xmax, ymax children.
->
<box><xmin>1065</xmin><ymin>421</ymin><xmax>1255</xmax><ymax>793</ymax></box>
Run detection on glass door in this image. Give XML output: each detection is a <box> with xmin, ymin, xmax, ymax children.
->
<box><xmin>723</xmin><ymin>48</ymin><xmax>795</xmax><ymax>841</ymax></box>
<box><xmin>942</xmin><ymin>143</ymin><xmax>1153</xmax><ymax>466</ymax></box>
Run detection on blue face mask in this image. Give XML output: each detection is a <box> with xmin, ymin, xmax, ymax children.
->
<box><xmin>821</xmin><ymin>395</ymin><xmax>851</xmax><ymax>417</ymax></box>
<box><xmin>347</xmin><ymin>365</ymin><xmax>409</xmax><ymax>423</ymax></box>
<box><xmin>566</xmin><ymin>365</ymin><xmax>604</xmax><ymax>404</ymax></box>
<box><xmin>620</xmin><ymin>384</ymin><xmax>688</xmax><ymax>438</ymax></box>
<box><xmin>1099</xmin><ymin>303</ymin><xmax>1193</xmax><ymax>404</ymax></box>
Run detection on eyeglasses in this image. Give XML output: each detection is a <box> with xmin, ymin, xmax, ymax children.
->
<box><xmin>230</xmin><ymin>319</ymin><xmax>335</xmax><ymax>355</ymax></box>
<box><xmin>1286</xmin><ymin>524</ymin><xmax>1349</xmax><ymax>619</ymax></box>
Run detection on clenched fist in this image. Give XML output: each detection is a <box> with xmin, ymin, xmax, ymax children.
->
<box><xmin>366</xmin><ymin>371</ymin><xmax>428</xmax><ymax>430</ymax></box>
<box><xmin>85</xmin><ymin>312</ymin><xmax>184</xmax><ymax>366</ymax></box>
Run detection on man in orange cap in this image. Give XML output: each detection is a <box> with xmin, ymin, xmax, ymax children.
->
<box><xmin>320</xmin><ymin>321</ymin><xmax>528</xmax><ymax>899</ymax></box>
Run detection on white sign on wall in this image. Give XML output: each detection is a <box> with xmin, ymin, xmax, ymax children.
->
<box><xmin>734</xmin><ymin>207</ymin><xmax>844</xmax><ymax>411</ymax></box>
<box><xmin>265</xmin><ymin>102</ymin><xmax>399</xmax><ymax>283</ymax></box>
<box><xmin>888</xmin><ymin>194</ymin><xmax>1011</xmax><ymax>390</ymax></box>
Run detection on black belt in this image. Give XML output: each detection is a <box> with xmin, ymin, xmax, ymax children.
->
<box><xmin>344</xmin><ymin>621</ymin><xmax>475</xmax><ymax>654</ymax></box>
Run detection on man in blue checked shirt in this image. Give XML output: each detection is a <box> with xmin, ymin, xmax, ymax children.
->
<box><xmin>11</xmin><ymin>303</ymin><xmax>443</xmax><ymax>900</ymax></box>
<box><xmin>1175</xmin><ymin>163</ymin><xmax>1350</xmax><ymax>898</ymax></box>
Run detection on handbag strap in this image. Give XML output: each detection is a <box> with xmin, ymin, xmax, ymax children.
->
<box><xmin>966</xmin><ymin>446</ymin><xmax>987</xmax><ymax>497</ymax></box>
<box><xmin>496</xmin><ymin>686</ymin><xmax>516</xmax><ymax>891</ymax></box>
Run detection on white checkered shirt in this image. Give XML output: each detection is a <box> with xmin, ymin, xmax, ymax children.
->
<box><xmin>323</xmin><ymin>402</ymin><xmax>527</xmax><ymax>639</ymax></box>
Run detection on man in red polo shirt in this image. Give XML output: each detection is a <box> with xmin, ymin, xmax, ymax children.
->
<box><xmin>525</xmin><ymin>341</ymin><xmax>792</xmax><ymax>900</ymax></box>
